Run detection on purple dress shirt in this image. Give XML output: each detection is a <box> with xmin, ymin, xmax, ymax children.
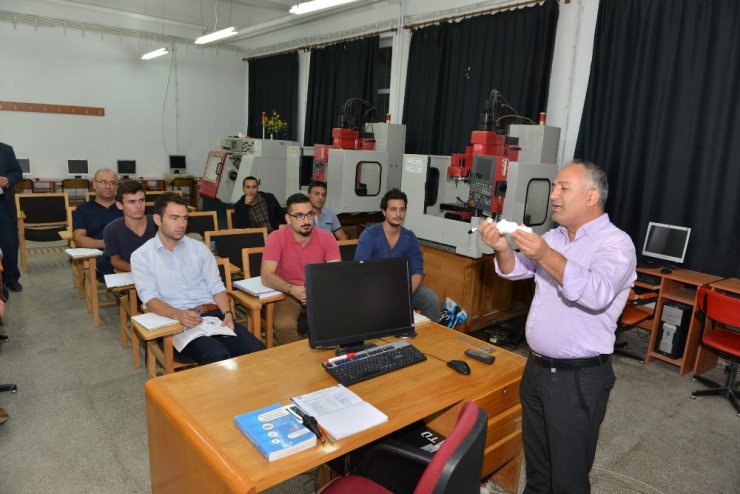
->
<box><xmin>496</xmin><ymin>214</ymin><xmax>636</xmax><ymax>358</ymax></box>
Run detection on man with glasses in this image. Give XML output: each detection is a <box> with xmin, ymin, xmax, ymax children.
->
<box><xmin>72</xmin><ymin>168</ymin><xmax>123</xmax><ymax>276</ymax></box>
<box><xmin>102</xmin><ymin>181</ymin><xmax>157</xmax><ymax>272</ymax></box>
<box><xmin>261</xmin><ymin>193</ymin><xmax>340</xmax><ymax>344</ymax></box>
<box><xmin>233</xmin><ymin>176</ymin><xmax>284</xmax><ymax>233</ymax></box>
<box><xmin>131</xmin><ymin>193</ymin><xmax>265</xmax><ymax>364</ymax></box>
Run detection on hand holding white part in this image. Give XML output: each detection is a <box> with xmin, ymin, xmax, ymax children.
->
<box><xmin>495</xmin><ymin>219</ymin><xmax>532</xmax><ymax>234</ymax></box>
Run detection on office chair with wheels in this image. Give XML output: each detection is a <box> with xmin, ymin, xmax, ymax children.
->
<box><xmin>321</xmin><ymin>401</ymin><xmax>487</xmax><ymax>494</ymax></box>
<box><xmin>690</xmin><ymin>287</ymin><xmax>740</xmax><ymax>416</ymax></box>
<box><xmin>614</xmin><ymin>288</ymin><xmax>657</xmax><ymax>363</ymax></box>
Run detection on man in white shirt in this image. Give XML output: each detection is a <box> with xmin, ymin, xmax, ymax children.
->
<box><xmin>131</xmin><ymin>193</ymin><xmax>265</xmax><ymax>364</ymax></box>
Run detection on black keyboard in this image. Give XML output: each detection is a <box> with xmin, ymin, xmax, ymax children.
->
<box><xmin>636</xmin><ymin>273</ymin><xmax>661</xmax><ymax>286</ymax></box>
<box><xmin>323</xmin><ymin>341</ymin><xmax>427</xmax><ymax>386</ymax></box>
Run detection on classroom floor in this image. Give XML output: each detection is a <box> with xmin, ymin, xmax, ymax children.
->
<box><xmin>0</xmin><ymin>253</ymin><xmax>738</xmax><ymax>493</ymax></box>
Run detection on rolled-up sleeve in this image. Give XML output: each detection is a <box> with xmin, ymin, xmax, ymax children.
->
<box><xmin>495</xmin><ymin>252</ymin><xmax>537</xmax><ymax>280</ymax></box>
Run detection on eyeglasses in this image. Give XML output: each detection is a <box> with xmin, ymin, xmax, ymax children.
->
<box><xmin>287</xmin><ymin>211</ymin><xmax>316</xmax><ymax>221</ymax></box>
<box><xmin>96</xmin><ymin>180</ymin><xmax>118</xmax><ymax>187</ymax></box>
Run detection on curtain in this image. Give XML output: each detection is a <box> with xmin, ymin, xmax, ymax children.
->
<box><xmin>575</xmin><ymin>0</ymin><xmax>740</xmax><ymax>277</ymax></box>
<box><xmin>247</xmin><ymin>52</ymin><xmax>299</xmax><ymax>140</ymax></box>
<box><xmin>303</xmin><ymin>37</ymin><xmax>379</xmax><ymax>146</ymax></box>
<box><xmin>402</xmin><ymin>0</ymin><xmax>559</xmax><ymax>155</ymax></box>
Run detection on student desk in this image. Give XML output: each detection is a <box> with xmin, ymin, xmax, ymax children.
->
<box><xmin>145</xmin><ymin>324</ymin><xmax>526</xmax><ymax>493</ymax></box>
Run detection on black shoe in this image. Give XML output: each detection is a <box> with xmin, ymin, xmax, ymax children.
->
<box><xmin>6</xmin><ymin>281</ymin><xmax>22</xmax><ymax>292</ymax></box>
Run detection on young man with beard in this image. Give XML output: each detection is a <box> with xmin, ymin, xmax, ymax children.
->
<box><xmin>354</xmin><ymin>188</ymin><xmax>441</xmax><ymax>322</ymax></box>
<box><xmin>102</xmin><ymin>181</ymin><xmax>157</xmax><ymax>272</ymax></box>
<box><xmin>307</xmin><ymin>181</ymin><xmax>348</xmax><ymax>240</ymax></box>
<box><xmin>131</xmin><ymin>193</ymin><xmax>265</xmax><ymax>364</ymax></box>
<box><xmin>233</xmin><ymin>176</ymin><xmax>284</xmax><ymax>233</ymax></box>
<box><xmin>261</xmin><ymin>193</ymin><xmax>340</xmax><ymax>345</ymax></box>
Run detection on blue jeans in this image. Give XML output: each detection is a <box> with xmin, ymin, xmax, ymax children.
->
<box><xmin>412</xmin><ymin>284</ymin><xmax>440</xmax><ymax>322</ymax></box>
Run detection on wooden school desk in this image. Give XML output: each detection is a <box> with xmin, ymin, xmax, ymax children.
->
<box><xmin>145</xmin><ymin>323</ymin><xmax>526</xmax><ymax>493</ymax></box>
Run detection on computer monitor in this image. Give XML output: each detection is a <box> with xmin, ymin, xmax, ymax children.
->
<box><xmin>17</xmin><ymin>158</ymin><xmax>31</xmax><ymax>177</ymax></box>
<box><xmin>306</xmin><ymin>258</ymin><xmax>415</xmax><ymax>355</ymax></box>
<box><xmin>641</xmin><ymin>222</ymin><xmax>691</xmax><ymax>266</ymax></box>
<box><xmin>67</xmin><ymin>159</ymin><xmax>89</xmax><ymax>178</ymax></box>
<box><xmin>117</xmin><ymin>160</ymin><xmax>136</xmax><ymax>178</ymax></box>
<box><xmin>169</xmin><ymin>155</ymin><xmax>186</xmax><ymax>174</ymax></box>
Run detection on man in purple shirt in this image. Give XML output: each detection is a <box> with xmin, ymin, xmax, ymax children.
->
<box><xmin>479</xmin><ymin>160</ymin><xmax>636</xmax><ymax>494</ymax></box>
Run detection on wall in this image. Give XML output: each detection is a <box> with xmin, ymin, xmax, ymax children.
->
<box><xmin>0</xmin><ymin>8</ymin><xmax>246</xmax><ymax>178</ymax></box>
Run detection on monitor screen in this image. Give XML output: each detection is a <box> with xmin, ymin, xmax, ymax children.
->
<box><xmin>18</xmin><ymin>158</ymin><xmax>31</xmax><ymax>176</ymax></box>
<box><xmin>306</xmin><ymin>258</ymin><xmax>414</xmax><ymax>352</ymax></box>
<box><xmin>67</xmin><ymin>159</ymin><xmax>89</xmax><ymax>177</ymax></box>
<box><xmin>117</xmin><ymin>160</ymin><xmax>136</xmax><ymax>175</ymax></box>
<box><xmin>169</xmin><ymin>155</ymin><xmax>186</xmax><ymax>170</ymax></box>
<box><xmin>642</xmin><ymin>222</ymin><xmax>691</xmax><ymax>264</ymax></box>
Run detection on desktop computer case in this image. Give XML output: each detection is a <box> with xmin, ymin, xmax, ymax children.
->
<box><xmin>655</xmin><ymin>301</ymin><xmax>691</xmax><ymax>359</ymax></box>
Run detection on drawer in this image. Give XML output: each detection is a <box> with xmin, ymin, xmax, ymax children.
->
<box><xmin>482</xmin><ymin>429</ymin><xmax>522</xmax><ymax>477</ymax></box>
<box><xmin>475</xmin><ymin>376</ymin><xmax>521</xmax><ymax>418</ymax></box>
<box><xmin>486</xmin><ymin>404</ymin><xmax>522</xmax><ymax>448</ymax></box>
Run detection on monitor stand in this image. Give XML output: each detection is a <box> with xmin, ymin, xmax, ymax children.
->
<box><xmin>335</xmin><ymin>342</ymin><xmax>376</xmax><ymax>356</ymax></box>
<box><xmin>171</xmin><ymin>169</ymin><xmax>181</xmax><ymax>174</ymax></box>
<box><xmin>74</xmin><ymin>175</ymin><xmax>82</xmax><ymax>179</ymax></box>
<box><xmin>636</xmin><ymin>256</ymin><xmax>676</xmax><ymax>270</ymax></box>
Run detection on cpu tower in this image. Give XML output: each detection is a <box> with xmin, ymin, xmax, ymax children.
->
<box><xmin>655</xmin><ymin>301</ymin><xmax>692</xmax><ymax>359</ymax></box>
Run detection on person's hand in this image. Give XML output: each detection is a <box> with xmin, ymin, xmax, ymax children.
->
<box><xmin>511</xmin><ymin>229</ymin><xmax>551</xmax><ymax>261</ymax></box>
<box><xmin>220</xmin><ymin>311</ymin><xmax>235</xmax><ymax>330</ymax></box>
<box><xmin>291</xmin><ymin>285</ymin><xmax>307</xmax><ymax>305</ymax></box>
<box><xmin>0</xmin><ymin>176</ymin><xmax>9</xmax><ymax>188</ymax></box>
<box><xmin>478</xmin><ymin>220</ymin><xmax>510</xmax><ymax>252</ymax></box>
<box><xmin>0</xmin><ymin>299</ymin><xmax>5</xmax><ymax>317</ymax></box>
<box><xmin>176</xmin><ymin>308</ymin><xmax>203</xmax><ymax>328</ymax></box>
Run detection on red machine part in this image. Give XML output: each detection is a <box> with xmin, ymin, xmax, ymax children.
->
<box><xmin>199</xmin><ymin>150</ymin><xmax>231</xmax><ymax>199</ymax></box>
<box><xmin>312</xmin><ymin>128</ymin><xmax>378</xmax><ymax>182</ymax></box>
<box><xmin>447</xmin><ymin>131</ymin><xmax>519</xmax><ymax>181</ymax></box>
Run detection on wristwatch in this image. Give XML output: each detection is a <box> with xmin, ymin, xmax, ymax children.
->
<box><xmin>222</xmin><ymin>310</ymin><xmax>233</xmax><ymax>318</ymax></box>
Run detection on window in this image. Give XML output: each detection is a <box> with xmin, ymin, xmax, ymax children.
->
<box><xmin>377</xmin><ymin>40</ymin><xmax>393</xmax><ymax>120</ymax></box>
<box><xmin>522</xmin><ymin>179</ymin><xmax>550</xmax><ymax>226</ymax></box>
<box><xmin>355</xmin><ymin>161</ymin><xmax>382</xmax><ymax>196</ymax></box>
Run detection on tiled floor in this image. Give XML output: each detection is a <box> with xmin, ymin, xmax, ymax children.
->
<box><xmin>1</xmin><ymin>254</ymin><xmax>738</xmax><ymax>493</ymax></box>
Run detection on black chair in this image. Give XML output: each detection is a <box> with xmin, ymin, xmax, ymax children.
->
<box><xmin>60</xmin><ymin>178</ymin><xmax>90</xmax><ymax>205</ymax></box>
<box><xmin>204</xmin><ymin>228</ymin><xmax>268</xmax><ymax>275</ymax></box>
<box><xmin>322</xmin><ymin>401</ymin><xmax>487</xmax><ymax>494</ymax></box>
<box><xmin>338</xmin><ymin>239</ymin><xmax>359</xmax><ymax>261</ymax></box>
<box><xmin>185</xmin><ymin>211</ymin><xmax>218</xmax><ymax>240</ymax></box>
<box><xmin>15</xmin><ymin>193</ymin><xmax>70</xmax><ymax>273</ymax></box>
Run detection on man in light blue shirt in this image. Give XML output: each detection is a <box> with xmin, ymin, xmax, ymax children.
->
<box><xmin>131</xmin><ymin>193</ymin><xmax>265</xmax><ymax>364</ymax></box>
<box><xmin>478</xmin><ymin>160</ymin><xmax>636</xmax><ymax>494</ymax></box>
<box><xmin>308</xmin><ymin>181</ymin><xmax>348</xmax><ymax>240</ymax></box>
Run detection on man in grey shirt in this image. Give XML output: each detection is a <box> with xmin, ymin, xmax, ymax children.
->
<box><xmin>307</xmin><ymin>181</ymin><xmax>347</xmax><ymax>240</ymax></box>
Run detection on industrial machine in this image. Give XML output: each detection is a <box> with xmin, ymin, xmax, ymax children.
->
<box><xmin>199</xmin><ymin>137</ymin><xmax>299</xmax><ymax>204</ymax></box>
<box><xmin>308</xmin><ymin>98</ymin><xmax>406</xmax><ymax>214</ymax></box>
<box><xmin>402</xmin><ymin>91</ymin><xmax>560</xmax><ymax>258</ymax></box>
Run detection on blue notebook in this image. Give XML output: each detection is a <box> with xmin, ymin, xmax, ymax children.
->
<box><xmin>234</xmin><ymin>403</ymin><xmax>316</xmax><ymax>461</ymax></box>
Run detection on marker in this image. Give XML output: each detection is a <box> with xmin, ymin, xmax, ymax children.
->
<box><xmin>467</xmin><ymin>217</ymin><xmax>493</xmax><ymax>234</ymax></box>
<box><xmin>324</xmin><ymin>352</ymin><xmax>355</xmax><ymax>365</ymax></box>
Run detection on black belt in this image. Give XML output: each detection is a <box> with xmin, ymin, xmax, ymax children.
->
<box><xmin>530</xmin><ymin>351</ymin><xmax>610</xmax><ymax>370</ymax></box>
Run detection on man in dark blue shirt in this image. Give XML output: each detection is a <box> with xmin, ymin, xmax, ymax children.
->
<box><xmin>103</xmin><ymin>181</ymin><xmax>157</xmax><ymax>272</ymax></box>
<box><xmin>72</xmin><ymin>168</ymin><xmax>123</xmax><ymax>276</ymax></box>
<box><xmin>355</xmin><ymin>188</ymin><xmax>440</xmax><ymax>321</ymax></box>
<box><xmin>0</xmin><ymin>142</ymin><xmax>23</xmax><ymax>292</ymax></box>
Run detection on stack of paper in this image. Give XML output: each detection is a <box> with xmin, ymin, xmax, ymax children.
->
<box><xmin>233</xmin><ymin>276</ymin><xmax>281</xmax><ymax>299</ymax></box>
<box><xmin>291</xmin><ymin>384</ymin><xmax>388</xmax><ymax>441</ymax></box>
<box><xmin>65</xmin><ymin>248</ymin><xmax>103</xmax><ymax>258</ymax></box>
<box><xmin>131</xmin><ymin>313</ymin><xmax>179</xmax><ymax>330</ymax></box>
<box><xmin>104</xmin><ymin>272</ymin><xmax>135</xmax><ymax>288</ymax></box>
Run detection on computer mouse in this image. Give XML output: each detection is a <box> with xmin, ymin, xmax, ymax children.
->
<box><xmin>660</xmin><ymin>267</ymin><xmax>672</xmax><ymax>274</ymax></box>
<box><xmin>447</xmin><ymin>360</ymin><xmax>471</xmax><ymax>375</ymax></box>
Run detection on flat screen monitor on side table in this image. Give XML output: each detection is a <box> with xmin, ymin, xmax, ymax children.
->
<box><xmin>117</xmin><ymin>160</ymin><xmax>136</xmax><ymax>178</ymax></box>
<box><xmin>305</xmin><ymin>258</ymin><xmax>414</xmax><ymax>355</ymax></box>
<box><xmin>169</xmin><ymin>155</ymin><xmax>186</xmax><ymax>174</ymax></box>
<box><xmin>18</xmin><ymin>158</ymin><xmax>31</xmax><ymax>177</ymax></box>
<box><xmin>640</xmin><ymin>222</ymin><xmax>691</xmax><ymax>269</ymax></box>
<box><xmin>67</xmin><ymin>159</ymin><xmax>89</xmax><ymax>178</ymax></box>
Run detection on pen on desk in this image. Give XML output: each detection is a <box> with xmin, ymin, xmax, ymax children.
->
<box><xmin>467</xmin><ymin>217</ymin><xmax>493</xmax><ymax>234</ymax></box>
<box><xmin>291</xmin><ymin>406</ymin><xmax>325</xmax><ymax>444</ymax></box>
<box><xmin>316</xmin><ymin>423</ymin><xmax>333</xmax><ymax>444</ymax></box>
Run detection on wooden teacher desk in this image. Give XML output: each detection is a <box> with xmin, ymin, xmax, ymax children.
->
<box><xmin>145</xmin><ymin>324</ymin><xmax>526</xmax><ymax>493</ymax></box>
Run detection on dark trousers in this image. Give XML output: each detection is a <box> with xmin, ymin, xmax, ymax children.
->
<box><xmin>179</xmin><ymin>311</ymin><xmax>266</xmax><ymax>365</ymax></box>
<box><xmin>521</xmin><ymin>356</ymin><xmax>616</xmax><ymax>494</ymax></box>
<box><xmin>0</xmin><ymin>203</ymin><xmax>20</xmax><ymax>283</ymax></box>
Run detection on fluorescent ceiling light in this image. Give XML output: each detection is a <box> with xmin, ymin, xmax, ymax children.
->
<box><xmin>194</xmin><ymin>27</ymin><xmax>239</xmax><ymax>45</ymax></box>
<box><xmin>141</xmin><ymin>47</ymin><xmax>169</xmax><ymax>60</ymax></box>
<box><xmin>289</xmin><ymin>0</ymin><xmax>360</xmax><ymax>15</ymax></box>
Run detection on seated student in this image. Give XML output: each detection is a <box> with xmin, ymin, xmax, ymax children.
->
<box><xmin>102</xmin><ymin>181</ymin><xmax>157</xmax><ymax>272</ymax></box>
<box><xmin>355</xmin><ymin>188</ymin><xmax>441</xmax><ymax>322</ymax></box>
<box><xmin>261</xmin><ymin>193</ymin><xmax>340</xmax><ymax>345</ymax></box>
<box><xmin>72</xmin><ymin>168</ymin><xmax>123</xmax><ymax>276</ymax></box>
<box><xmin>233</xmin><ymin>176</ymin><xmax>284</xmax><ymax>233</ymax></box>
<box><xmin>131</xmin><ymin>193</ymin><xmax>265</xmax><ymax>364</ymax></box>
<box><xmin>307</xmin><ymin>181</ymin><xmax>348</xmax><ymax>240</ymax></box>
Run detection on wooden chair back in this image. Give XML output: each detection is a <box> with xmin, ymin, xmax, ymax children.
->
<box><xmin>338</xmin><ymin>239</ymin><xmax>359</xmax><ymax>261</ymax></box>
<box><xmin>241</xmin><ymin>247</ymin><xmax>264</xmax><ymax>279</ymax></box>
<box><xmin>15</xmin><ymin>193</ymin><xmax>70</xmax><ymax>273</ymax></box>
<box><xmin>204</xmin><ymin>228</ymin><xmax>268</xmax><ymax>272</ymax></box>
<box><xmin>186</xmin><ymin>211</ymin><xmax>218</xmax><ymax>240</ymax></box>
<box><xmin>226</xmin><ymin>208</ymin><xmax>235</xmax><ymax>230</ymax></box>
<box><xmin>13</xmin><ymin>179</ymin><xmax>34</xmax><ymax>194</ymax></box>
<box><xmin>61</xmin><ymin>179</ymin><xmax>90</xmax><ymax>204</ymax></box>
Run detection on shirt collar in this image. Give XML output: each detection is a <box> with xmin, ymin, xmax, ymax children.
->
<box><xmin>556</xmin><ymin>213</ymin><xmax>610</xmax><ymax>242</ymax></box>
<box><xmin>154</xmin><ymin>231</ymin><xmax>184</xmax><ymax>252</ymax></box>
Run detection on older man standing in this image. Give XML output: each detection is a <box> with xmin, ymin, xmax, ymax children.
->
<box><xmin>478</xmin><ymin>160</ymin><xmax>636</xmax><ymax>494</ymax></box>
